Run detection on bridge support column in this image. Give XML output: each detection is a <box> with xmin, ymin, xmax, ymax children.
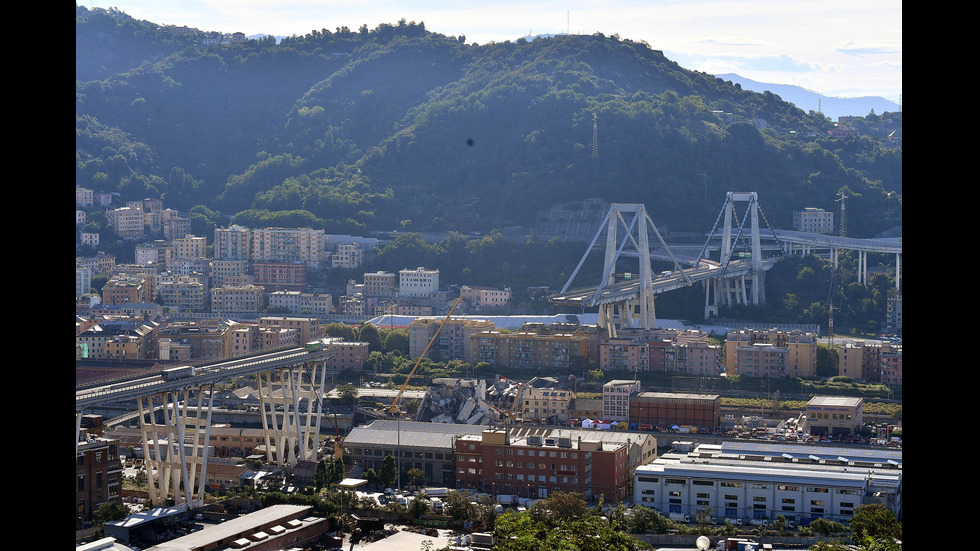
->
<box><xmin>137</xmin><ymin>385</ymin><xmax>213</xmax><ymax>508</ymax></box>
<box><xmin>256</xmin><ymin>361</ymin><xmax>327</xmax><ymax>468</ymax></box>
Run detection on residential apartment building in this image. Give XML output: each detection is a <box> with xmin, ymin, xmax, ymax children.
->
<box><xmin>340</xmin><ymin>294</ymin><xmax>367</xmax><ymax>319</ymax></box>
<box><xmin>80</xmin><ymin>232</ymin><xmax>100</xmax><ymax>247</ymax></box>
<box><xmin>214</xmin><ymin>225</ymin><xmax>252</xmax><ymax>260</ymax></box>
<box><xmin>885</xmin><ymin>292</ymin><xmax>902</xmax><ymax>335</ymax></box>
<box><xmin>211</xmin><ymin>284</ymin><xmax>266</xmax><ymax>317</ymax></box>
<box><xmin>603</xmin><ymin>379</ymin><xmax>640</xmax><ymax>423</ymax></box>
<box><xmin>210</xmin><ymin>259</ymin><xmax>251</xmax><ymax>287</ymax></box>
<box><xmin>77</xmin><ymin>252</ymin><xmax>117</xmax><ymax>276</ymax></box>
<box><xmin>268</xmin><ymin>291</ymin><xmax>333</xmax><ymax>317</ymax></box>
<box><xmin>520</xmin><ymin>387</ymin><xmax>575</xmax><ymax>424</ymax></box>
<box><xmin>629</xmin><ymin>392</ymin><xmax>722</xmax><ymax>429</ymax></box>
<box><xmin>253</xmin><ymin>262</ymin><xmax>307</xmax><ymax>292</ymax></box>
<box><xmin>600</xmin><ymin>335</ymin><xmax>648</xmax><ymax>372</ymax></box>
<box><xmin>134</xmin><ymin>240</ymin><xmax>173</xmax><ymax>267</ymax></box>
<box><xmin>257</xmin><ymin>316</ymin><xmax>321</xmax><ymax>345</ymax></box>
<box><xmin>792</xmin><ymin>207</ymin><xmax>835</xmax><ymax>235</ymax></box>
<box><xmin>331</xmin><ymin>242</ymin><xmax>365</xmax><ymax>269</ymax></box>
<box><xmin>725</xmin><ymin>329</ymin><xmax>818</xmax><ymax>378</ymax></box>
<box><xmin>90</xmin><ymin>302</ymin><xmax>163</xmax><ymax>320</ymax></box>
<box><xmin>101</xmin><ymin>275</ymin><xmax>152</xmax><ymax>305</ymax></box>
<box><xmin>633</xmin><ymin>441</ymin><xmax>901</xmax><ymax>525</ymax></box>
<box><xmin>362</xmin><ymin>271</ymin><xmax>397</xmax><ymax>297</ymax></box>
<box><xmin>409</xmin><ymin>317</ymin><xmax>495</xmax><ymax>361</ymax></box>
<box><xmin>879</xmin><ymin>343</ymin><xmax>902</xmax><ymax>386</ymax></box>
<box><xmin>162</xmin><ymin>213</ymin><xmax>192</xmax><ymax>240</ymax></box>
<box><xmin>75</xmin><ymin>422</ymin><xmax>123</xmax><ymax>527</ymax></box>
<box><xmin>460</xmin><ymin>285</ymin><xmax>512</xmax><ymax>309</ymax></box>
<box><xmin>77</xmin><ymin>265</ymin><xmax>92</xmax><ymax>298</ymax></box>
<box><xmin>76</xmin><ymin>319</ymin><xmax>159</xmax><ymax>360</ymax></box>
<box><xmin>172</xmin><ymin>234</ymin><xmax>208</xmax><ymax>260</ymax></box>
<box><xmin>398</xmin><ymin>267</ymin><xmax>440</xmax><ymax>298</ymax></box>
<box><xmin>156</xmin><ymin>272</ymin><xmax>209</xmax><ymax>312</ymax></box>
<box><xmin>156</xmin><ymin>320</ymin><xmax>231</xmax><ymax>361</ymax></box>
<box><xmin>665</xmin><ymin>340</ymin><xmax>722</xmax><ymax>376</ymax></box>
<box><xmin>323</xmin><ymin>339</ymin><xmax>370</xmax><ymax>371</ymax></box>
<box><xmin>76</xmin><ymin>186</ymin><xmax>94</xmax><ymax>207</ymax></box>
<box><xmin>106</xmin><ymin>206</ymin><xmax>145</xmax><ymax>239</ymax></box>
<box><xmin>252</xmin><ymin>227</ymin><xmax>328</xmax><ymax>268</ymax></box>
<box><xmin>468</xmin><ymin>330</ymin><xmax>590</xmax><ymax>370</ymax></box>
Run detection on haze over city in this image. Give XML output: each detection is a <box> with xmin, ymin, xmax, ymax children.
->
<box><xmin>77</xmin><ymin>0</ymin><xmax>902</xmax><ymax>104</ymax></box>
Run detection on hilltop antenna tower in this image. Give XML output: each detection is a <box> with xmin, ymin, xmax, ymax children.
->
<box><xmin>836</xmin><ymin>191</ymin><xmax>847</xmax><ymax>237</ymax></box>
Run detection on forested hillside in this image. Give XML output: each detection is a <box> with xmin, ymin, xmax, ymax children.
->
<box><xmin>75</xmin><ymin>5</ymin><xmax>901</xmax><ymax>240</ymax></box>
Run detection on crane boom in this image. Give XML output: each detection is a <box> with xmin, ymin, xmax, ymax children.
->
<box><xmin>388</xmin><ymin>297</ymin><xmax>463</xmax><ymax>415</ymax></box>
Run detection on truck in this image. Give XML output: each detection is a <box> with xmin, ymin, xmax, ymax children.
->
<box><xmin>717</xmin><ymin>537</ymin><xmax>762</xmax><ymax>551</ymax></box>
<box><xmin>161</xmin><ymin>366</ymin><xmax>196</xmax><ymax>381</ymax></box>
<box><xmin>668</xmin><ymin>512</ymin><xmax>690</xmax><ymax>523</ymax></box>
<box><xmin>470</xmin><ymin>532</ymin><xmax>495</xmax><ymax>548</ymax></box>
<box><xmin>305</xmin><ymin>340</ymin><xmax>324</xmax><ymax>352</ymax></box>
<box><xmin>430</xmin><ymin>497</ymin><xmax>443</xmax><ymax>514</ymax></box>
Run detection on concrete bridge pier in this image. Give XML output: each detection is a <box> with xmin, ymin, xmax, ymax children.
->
<box><xmin>137</xmin><ymin>384</ymin><xmax>214</xmax><ymax>508</ymax></box>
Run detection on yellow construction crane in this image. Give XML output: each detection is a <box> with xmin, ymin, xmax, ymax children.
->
<box><xmin>388</xmin><ymin>297</ymin><xmax>463</xmax><ymax>417</ymax></box>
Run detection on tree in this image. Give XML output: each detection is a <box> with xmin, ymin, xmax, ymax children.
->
<box><xmin>849</xmin><ymin>504</ymin><xmax>902</xmax><ymax>542</ymax></box>
<box><xmin>93</xmin><ymin>501</ymin><xmax>131</xmax><ymax>525</ymax></box>
<box><xmin>313</xmin><ymin>458</ymin><xmax>329</xmax><ymax>491</ymax></box>
<box><xmin>358</xmin><ymin>323</ymin><xmax>383</xmax><ymax>352</ymax></box>
<box><xmin>337</xmin><ymin>383</ymin><xmax>358</xmax><ymax>406</ymax></box>
<box><xmin>330</xmin><ymin>455</ymin><xmax>346</xmax><ymax>484</ymax></box>
<box><xmin>407</xmin><ymin>467</ymin><xmax>425</xmax><ymax>487</ymax></box>
<box><xmin>528</xmin><ymin>491</ymin><xmax>588</xmax><ymax>526</ymax></box>
<box><xmin>379</xmin><ymin>454</ymin><xmax>397</xmax><ymax>488</ymax></box>
<box><xmin>383</xmin><ymin>330</ymin><xmax>409</xmax><ymax>354</ymax></box>
<box><xmin>444</xmin><ymin>490</ymin><xmax>476</xmax><ymax>520</ymax></box>
<box><xmin>408</xmin><ymin>492</ymin><xmax>431</xmax><ymax>518</ymax></box>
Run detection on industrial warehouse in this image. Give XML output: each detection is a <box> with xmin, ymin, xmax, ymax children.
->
<box><xmin>633</xmin><ymin>440</ymin><xmax>902</xmax><ymax>525</ymax></box>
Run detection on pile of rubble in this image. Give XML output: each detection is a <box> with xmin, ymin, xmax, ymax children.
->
<box><xmin>416</xmin><ymin>377</ymin><xmax>525</xmax><ymax>425</ymax></box>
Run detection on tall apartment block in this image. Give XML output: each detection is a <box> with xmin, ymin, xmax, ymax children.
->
<box><xmin>214</xmin><ymin>225</ymin><xmax>252</xmax><ymax>260</ymax></box>
<box><xmin>252</xmin><ymin>227</ymin><xmax>328</xmax><ymax>268</ymax></box>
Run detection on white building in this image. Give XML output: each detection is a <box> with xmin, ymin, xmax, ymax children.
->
<box><xmin>633</xmin><ymin>441</ymin><xmax>902</xmax><ymax>525</ymax></box>
<box><xmin>792</xmin><ymin>208</ymin><xmax>835</xmax><ymax>235</ymax></box>
<box><xmin>398</xmin><ymin>267</ymin><xmax>440</xmax><ymax>298</ymax></box>
<box><xmin>602</xmin><ymin>379</ymin><xmax>640</xmax><ymax>422</ymax></box>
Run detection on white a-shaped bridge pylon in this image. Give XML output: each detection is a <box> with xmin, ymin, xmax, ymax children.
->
<box><xmin>559</xmin><ymin>203</ymin><xmax>691</xmax><ymax>337</ymax></box>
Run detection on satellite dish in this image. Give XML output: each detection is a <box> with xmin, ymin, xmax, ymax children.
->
<box><xmin>696</xmin><ymin>535</ymin><xmax>710</xmax><ymax>550</ymax></box>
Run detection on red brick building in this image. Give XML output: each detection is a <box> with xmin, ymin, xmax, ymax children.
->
<box><xmin>454</xmin><ymin>429</ymin><xmax>633</xmax><ymax>502</ymax></box>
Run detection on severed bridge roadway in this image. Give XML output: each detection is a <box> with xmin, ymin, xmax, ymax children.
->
<box><xmin>75</xmin><ymin>346</ymin><xmax>338</xmax><ymax>411</ymax></box>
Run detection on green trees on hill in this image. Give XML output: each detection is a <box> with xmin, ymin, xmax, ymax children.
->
<box><xmin>76</xmin><ymin>8</ymin><xmax>900</xmax><ymax>239</ymax></box>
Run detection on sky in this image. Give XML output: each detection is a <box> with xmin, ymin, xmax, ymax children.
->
<box><xmin>77</xmin><ymin>0</ymin><xmax>902</xmax><ymax>103</ymax></box>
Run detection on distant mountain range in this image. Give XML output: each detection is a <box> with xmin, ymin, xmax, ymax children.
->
<box><xmin>715</xmin><ymin>74</ymin><xmax>900</xmax><ymax>120</ymax></box>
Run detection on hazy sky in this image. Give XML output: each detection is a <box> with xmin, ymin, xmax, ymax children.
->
<box><xmin>78</xmin><ymin>0</ymin><xmax>902</xmax><ymax>103</ymax></box>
